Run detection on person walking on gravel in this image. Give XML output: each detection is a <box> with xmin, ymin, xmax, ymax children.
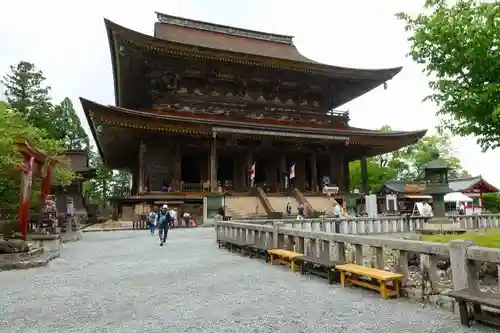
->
<box><xmin>158</xmin><ymin>204</ymin><xmax>172</xmax><ymax>246</ymax></box>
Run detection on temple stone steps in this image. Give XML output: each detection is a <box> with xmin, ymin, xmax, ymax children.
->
<box><xmin>225</xmin><ymin>196</ymin><xmax>266</xmax><ymax>218</ymax></box>
<box><xmin>266</xmin><ymin>196</ymin><xmax>300</xmax><ymax>215</ymax></box>
<box><xmin>307</xmin><ymin>196</ymin><xmax>337</xmax><ymax>216</ymax></box>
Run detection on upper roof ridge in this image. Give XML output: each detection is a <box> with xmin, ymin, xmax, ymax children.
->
<box><xmin>155</xmin><ymin>11</ymin><xmax>294</xmax><ymax>45</ymax></box>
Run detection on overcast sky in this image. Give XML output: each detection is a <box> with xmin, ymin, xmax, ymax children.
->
<box><xmin>1</xmin><ymin>0</ymin><xmax>498</xmax><ymax>187</ymax></box>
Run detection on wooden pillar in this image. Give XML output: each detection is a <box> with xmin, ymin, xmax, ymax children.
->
<box><xmin>338</xmin><ymin>150</ymin><xmax>346</xmax><ymax>193</ymax></box>
<box><xmin>360</xmin><ymin>156</ymin><xmax>368</xmax><ymax>194</ymax></box>
<box><xmin>246</xmin><ymin>150</ymin><xmax>253</xmax><ymax>188</ymax></box>
<box><xmin>311</xmin><ymin>152</ymin><xmax>318</xmax><ymax>193</ymax></box>
<box><xmin>210</xmin><ymin>133</ymin><xmax>217</xmax><ymax>192</ymax></box>
<box><xmin>344</xmin><ymin>159</ymin><xmax>350</xmax><ymax>192</ymax></box>
<box><xmin>232</xmin><ymin>153</ymin><xmax>242</xmax><ymax>191</ymax></box>
<box><xmin>265</xmin><ymin>153</ymin><xmax>276</xmax><ymax>190</ymax></box>
<box><xmin>138</xmin><ymin>140</ymin><xmax>146</xmax><ymax>193</ymax></box>
<box><xmin>279</xmin><ymin>152</ymin><xmax>287</xmax><ymax>192</ymax></box>
<box><xmin>131</xmin><ymin>169</ymin><xmax>138</xmax><ymax>194</ymax></box>
<box><xmin>296</xmin><ymin>155</ymin><xmax>306</xmax><ymax>191</ymax></box>
<box><xmin>173</xmin><ymin>143</ymin><xmax>182</xmax><ymax>191</ymax></box>
<box><xmin>328</xmin><ymin>151</ymin><xmax>336</xmax><ymax>186</ymax></box>
<box><xmin>201</xmin><ymin>148</ymin><xmax>209</xmax><ymax>184</ymax></box>
<box><xmin>241</xmin><ymin>154</ymin><xmax>248</xmax><ymax>191</ymax></box>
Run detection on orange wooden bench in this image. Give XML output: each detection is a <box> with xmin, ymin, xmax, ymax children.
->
<box><xmin>335</xmin><ymin>264</ymin><xmax>403</xmax><ymax>299</ymax></box>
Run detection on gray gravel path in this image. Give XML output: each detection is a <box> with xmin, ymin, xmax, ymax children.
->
<box><xmin>0</xmin><ymin>229</ymin><xmax>496</xmax><ymax>333</ymax></box>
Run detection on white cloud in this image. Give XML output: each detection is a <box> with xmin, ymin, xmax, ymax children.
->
<box><xmin>0</xmin><ymin>0</ymin><xmax>498</xmax><ymax>187</ymax></box>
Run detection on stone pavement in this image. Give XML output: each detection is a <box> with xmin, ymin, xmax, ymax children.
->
<box><xmin>0</xmin><ymin>229</ymin><xmax>496</xmax><ymax>333</ymax></box>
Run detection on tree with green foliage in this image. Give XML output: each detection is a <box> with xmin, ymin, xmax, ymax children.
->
<box><xmin>1</xmin><ymin>61</ymin><xmax>89</xmax><ymax>150</ymax></box>
<box><xmin>0</xmin><ymin>101</ymin><xmax>74</xmax><ymax>210</ymax></box>
<box><xmin>483</xmin><ymin>193</ymin><xmax>500</xmax><ymax>213</ymax></box>
<box><xmin>83</xmin><ymin>147</ymin><xmax>131</xmax><ymax>208</ymax></box>
<box><xmin>390</xmin><ymin>132</ymin><xmax>470</xmax><ymax>180</ymax></box>
<box><xmin>54</xmin><ymin>98</ymin><xmax>89</xmax><ymax>150</ymax></box>
<box><xmin>397</xmin><ymin>0</ymin><xmax>500</xmax><ymax>151</ymax></box>
<box><xmin>349</xmin><ymin>126</ymin><xmax>469</xmax><ymax>192</ymax></box>
<box><xmin>349</xmin><ymin>158</ymin><xmax>398</xmax><ymax>193</ymax></box>
<box><xmin>1</xmin><ymin>61</ymin><xmax>54</xmax><ymax>134</ymax></box>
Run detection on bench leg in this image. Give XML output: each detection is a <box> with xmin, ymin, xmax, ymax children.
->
<box><xmin>328</xmin><ymin>269</ymin><xmax>333</xmax><ymax>285</ymax></box>
<box><xmin>472</xmin><ymin>303</ymin><xmax>481</xmax><ymax>316</ymax></box>
<box><xmin>340</xmin><ymin>271</ymin><xmax>346</xmax><ymax>289</ymax></box>
<box><xmin>291</xmin><ymin>259</ymin><xmax>297</xmax><ymax>272</ymax></box>
<box><xmin>394</xmin><ymin>280</ymin><xmax>401</xmax><ymax>298</ymax></box>
<box><xmin>299</xmin><ymin>262</ymin><xmax>306</xmax><ymax>275</ymax></box>
<box><xmin>380</xmin><ymin>281</ymin><xmax>388</xmax><ymax>300</ymax></box>
<box><xmin>457</xmin><ymin>301</ymin><xmax>470</xmax><ymax>327</ymax></box>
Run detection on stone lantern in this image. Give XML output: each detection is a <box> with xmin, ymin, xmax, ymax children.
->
<box><xmin>423</xmin><ymin>156</ymin><xmax>451</xmax><ymax>220</ymax></box>
<box><xmin>421</xmin><ymin>153</ymin><xmax>464</xmax><ymax>234</ymax></box>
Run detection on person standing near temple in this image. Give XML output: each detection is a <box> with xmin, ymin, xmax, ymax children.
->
<box><xmin>333</xmin><ymin>202</ymin><xmax>342</xmax><ymax>233</ymax></box>
<box><xmin>297</xmin><ymin>204</ymin><xmax>304</xmax><ymax>220</ymax></box>
<box><xmin>169</xmin><ymin>207</ymin><xmax>177</xmax><ymax>228</ymax></box>
<box><xmin>285</xmin><ymin>201</ymin><xmax>292</xmax><ymax>216</ymax></box>
<box><xmin>42</xmin><ymin>195</ymin><xmax>58</xmax><ymax>234</ymax></box>
<box><xmin>158</xmin><ymin>204</ymin><xmax>172</xmax><ymax>246</ymax></box>
<box><xmin>148</xmin><ymin>206</ymin><xmax>158</xmax><ymax>236</ymax></box>
<box><xmin>183</xmin><ymin>211</ymin><xmax>191</xmax><ymax>228</ymax></box>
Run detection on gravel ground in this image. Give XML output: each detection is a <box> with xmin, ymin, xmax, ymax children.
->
<box><xmin>0</xmin><ymin>229</ymin><xmax>497</xmax><ymax>333</ymax></box>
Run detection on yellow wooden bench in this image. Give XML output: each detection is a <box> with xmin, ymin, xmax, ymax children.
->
<box><xmin>267</xmin><ymin>249</ymin><xmax>304</xmax><ymax>272</ymax></box>
<box><xmin>335</xmin><ymin>264</ymin><xmax>403</xmax><ymax>299</ymax></box>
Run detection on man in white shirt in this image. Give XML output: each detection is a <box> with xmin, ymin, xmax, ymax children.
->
<box><xmin>332</xmin><ymin>202</ymin><xmax>342</xmax><ymax>233</ymax></box>
<box><xmin>183</xmin><ymin>211</ymin><xmax>191</xmax><ymax>228</ymax></box>
<box><xmin>422</xmin><ymin>202</ymin><xmax>433</xmax><ymax>217</ymax></box>
<box><xmin>169</xmin><ymin>208</ymin><xmax>177</xmax><ymax>228</ymax></box>
<box><xmin>333</xmin><ymin>202</ymin><xmax>342</xmax><ymax>218</ymax></box>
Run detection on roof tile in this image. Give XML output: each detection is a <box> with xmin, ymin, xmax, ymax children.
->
<box><xmin>154</xmin><ymin>23</ymin><xmax>317</xmax><ymax>63</ymax></box>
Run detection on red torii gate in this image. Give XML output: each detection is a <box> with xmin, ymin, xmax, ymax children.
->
<box><xmin>14</xmin><ymin>137</ymin><xmax>58</xmax><ymax>241</ymax></box>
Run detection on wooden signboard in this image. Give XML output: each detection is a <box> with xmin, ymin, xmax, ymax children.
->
<box><xmin>404</xmin><ymin>183</ymin><xmax>426</xmax><ymax>193</ymax></box>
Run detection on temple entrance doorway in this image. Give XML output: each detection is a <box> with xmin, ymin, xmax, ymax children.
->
<box><xmin>253</xmin><ymin>157</ymin><xmax>266</xmax><ymax>186</ymax></box>
<box><xmin>317</xmin><ymin>155</ymin><xmax>330</xmax><ymax>187</ymax></box>
<box><xmin>305</xmin><ymin>158</ymin><xmax>312</xmax><ymax>192</ymax></box>
<box><xmin>217</xmin><ymin>155</ymin><xmax>233</xmax><ymax>190</ymax></box>
<box><xmin>181</xmin><ymin>154</ymin><xmax>201</xmax><ymax>183</ymax></box>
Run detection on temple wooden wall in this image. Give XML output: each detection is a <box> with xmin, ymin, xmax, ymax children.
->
<box><xmin>132</xmin><ymin>135</ymin><xmax>350</xmax><ymax>194</ymax></box>
<box><xmin>145</xmin><ymin>143</ymin><xmax>174</xmax><ymax>191</ymax></box>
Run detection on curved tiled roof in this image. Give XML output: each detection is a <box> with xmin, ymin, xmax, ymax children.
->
<box><xmin>154</xmin><ymin>20</ymin><xmax>319</xmax><ymax>64</ymax></box>
<box><xmin>104</xmin><ymin>17</ymin><xmax>403</xmax><ymax>108</ymax></box>
<box><xmin>383</xmin><ymin>176</ymin><xmax>498</xmax><ymax>193</ymax></box>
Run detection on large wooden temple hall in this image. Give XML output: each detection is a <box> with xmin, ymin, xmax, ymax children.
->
<box><xmin>81</xmin><ymin>12</ymin><xmax>426</xmax><ymax>216</ymax></box>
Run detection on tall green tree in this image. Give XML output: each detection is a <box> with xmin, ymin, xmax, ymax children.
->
<box><xmin>390</xmin><ymin>133</ymin><xmax>470</xmax><ymax>180</ymax></box>
<box><xmin>54</xmin><ymin>98</ymin><xmax>89</xmax><ymax>150</ymax></box>
<box><xmin>2</xmin><ymin>61</ymin><xmax>89</xmax><ymax>150</ymax></box>
<box><xmin>1</xmin><ymin>61</ymin><xmax>56</xmax><ymax>136</ymax></box>
<box><xmin>397</xmin><ymin>0</ymin><xmax>500</xmax><ymax>151</ymax></box>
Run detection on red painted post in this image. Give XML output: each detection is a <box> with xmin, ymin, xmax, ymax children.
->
<box><xmin>18</xmin><ymin>156</ymin><xmax>34</xmax><ymax>241</ymax></box>
<box><xmin>41</xmin><ymin>166</ymin><xmax>52</xmax><ymax>203</ymax></box>
<box><xmin>13</xmin><ymin>137</ymin><xmax>59</xmax><ymax>241</ymax></box>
